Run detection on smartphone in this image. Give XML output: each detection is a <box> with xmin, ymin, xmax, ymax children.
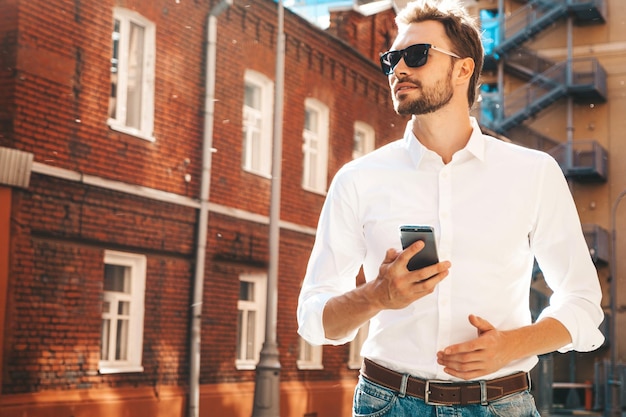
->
<box><xmin>399</xmin><ymin>225</ymin><xmax>439</xmax><ymax>271</ymax></box>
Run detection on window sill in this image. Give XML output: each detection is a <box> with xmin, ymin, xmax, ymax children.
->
<box><xmin>243</xmin><ymin>167</ymin><xmax>272</xmax><ymax>179</ymax></box>
<box><xmin>302</xmin><ymin>185</ymin><xmax>327</xmax><ymax>196</ymax></box>
<box><xmin>296</xmin><ymin>362</ymin><xmax>324</xmax><ymax>370</ymax></box>
<box><xmin>235</xmin><ymin>361</ymin><xmax>257</xmax><ymax>371</ymax></box>
<box><xmin>99</xmin><ymin>364</ymin><xmax>144</xmax><ymax>374</ymax></box>
<box><xmin>108</xmin><ymin>121</ymin><xmax>156</xmax><ymax>142</ymax></box>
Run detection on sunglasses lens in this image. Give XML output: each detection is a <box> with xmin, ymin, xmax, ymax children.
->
<box><xmin>380</xmin><ymin>45</ymin><xmax>430</xmax><ymax>75</ymax></box>
<box><xmin>404</xmin><ymin>44</ymin><xmax>429</xmax><ymax>68</ymax></box>
<box><xmin>380</xmin><ymin>51</ymin><xmax>401</xmax><ymax>75</ymax></box>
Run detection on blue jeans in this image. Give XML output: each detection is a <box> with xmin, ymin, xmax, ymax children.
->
<box><xmin>353</xmin><ymin>376</ymin><xmax>541</xmax><ymax>417</ymax></box>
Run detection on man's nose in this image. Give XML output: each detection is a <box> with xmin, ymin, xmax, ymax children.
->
<box><xmin>392</xmin><ymin>56</ymin><xmax>410</xmax><ymax>76</ymax></box>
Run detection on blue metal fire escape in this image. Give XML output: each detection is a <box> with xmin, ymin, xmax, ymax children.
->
<box><xmin>481</xmin><ymin>0</ymin><xmax>608</xmax><ymax>183</ymax></box>
<box><xmin>483</xmin><ymin>3</ymin><xmax>613</xmax><ymax>412</ymax></box>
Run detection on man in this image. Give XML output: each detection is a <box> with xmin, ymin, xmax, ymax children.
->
<box><xmin>297</xmin><ymin>0</ymin><xmax>605</xmax><ymax>415</ymax></box>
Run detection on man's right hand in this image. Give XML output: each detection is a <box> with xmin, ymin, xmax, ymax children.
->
<box><xmin>372</xmin><ymin>241</ymin><xmax>451</xmax><ymax>310</ymax></box>
<box><xmin>322</xmin><ymin>241</ymin><xmax>450</xmax><ymax>340</ymax></box>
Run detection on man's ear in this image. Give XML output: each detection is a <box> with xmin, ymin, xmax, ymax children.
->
<box><xmin>455</xmin><ymin>57</ymin><xmax>475</xmax><ymax>84</ymax></box>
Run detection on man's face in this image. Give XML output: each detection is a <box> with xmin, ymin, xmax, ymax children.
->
<box><xmin>393</xmin><ymin>63</ymin><xmax>454</xmax><ymax>116</ymax></box>
<box><xmin>387</xmin><ymin>21</ymin><xmax>457</xmax><ymax>116</ymax></box>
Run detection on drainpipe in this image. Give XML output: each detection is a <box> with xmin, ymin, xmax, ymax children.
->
<box><xmin>565</xmin><ymin>14</ymin><xmax>574</xmax><ymax>176</ymax></box>
<box><xmin>188</xmin><ymin>2</ymin><xmax>232</xmax><ymax>417</ymax></box>
<box><xmin>497</xmin><ymin>0</ymin><xmax>504</xmax><ymax>124</ymax></box>
<box><xmin>607</xmin><ymin>190</ymin><xmax>626</xmax><ymax>417</ymax></box>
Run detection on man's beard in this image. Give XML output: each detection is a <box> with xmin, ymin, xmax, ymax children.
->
<box><xmin>393</xmin><ymin>66</ymin><xmax>454</xmax><ymax>116</ymax></box>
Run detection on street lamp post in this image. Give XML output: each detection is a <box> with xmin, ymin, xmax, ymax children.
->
<box><xmin>606</xmin><ymin>189</ymin><xmax>626</xmax><ymax>417</ymax></box>
<box><xmin>251</xmin><ymin>0</ymin><xmax>285</xmax><ymax>416</ymax></box>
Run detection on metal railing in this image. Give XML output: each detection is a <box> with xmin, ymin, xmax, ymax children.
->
<box><xmin>506</xmin><ymin>125</ymin><xmax>560</xmax><ymax>152</ymax></box>
<box><xmin>491</xmin><ymin>0</ymin><xmax>605</xmax><ymax>55</ymax></box>
<box><xmin>503</xmin><ymin>61</ymin><xmax>567</xmax><ymax>120</ymax></box>
<box><xmin>570</xmin><ymin>0</ymin><xmax>607</xmax><ymax>19</ymax></box>
<box><xmin>548</xmin><ymin>140</ymin><xmax>608</xmax><ymax>181</ymax></box>
<box><xmin>582</xmin><ymin>223</ymin><xmax>610</xmax><ymax>264</ymax></box>
<box><xmin>502</xmin><ymin>0</ymin><xmax>568</xmax><ymax>42</ymax></box>
<box><xmin>505</xmin><ymin>47</ymin><xmax>555</xmax><ymax>78</ymax></box>
<box><xmin>479</xmin><ymin>57</ymin><xmax>606</xmax><ymax>132</ymax></box>
<box><xmin>570</xmin><ymin>57</ymin><xmax>608</xmax><ymax>99</ymax></box>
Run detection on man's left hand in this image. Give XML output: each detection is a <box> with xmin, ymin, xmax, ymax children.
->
<box><xmin>436</xmin><ymin>314</ymin><xmax>513</xmax><ymax>380</ymax></box>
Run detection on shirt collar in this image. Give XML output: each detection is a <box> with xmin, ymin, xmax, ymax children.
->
<box><xmin>403</xmin><ymin>116</ymin><xmax>486</xmax><ymax>167</ymax></box>
<box><xmin>466</xmin><ymin>117</ymin><xmax>486</xmax><ymax>162</ymax></box>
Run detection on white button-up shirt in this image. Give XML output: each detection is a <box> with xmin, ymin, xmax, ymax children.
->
<box><xmin>297</xmin><ymin>118</ymin><xmax>604</xmax><ymax>380</ymax></box>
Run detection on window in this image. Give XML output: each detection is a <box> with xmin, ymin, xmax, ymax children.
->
<box><xmin>100</xmin><ymin>250</ymin><xmax>146</xmax><ymax>374</ymax></box>
<box><xmin>302</xmin><ymin>98</ymin><xmax>329</xmax><ymax>193</ymax></box>
<box><xmin>348</xmin><ymin>323</ymin><xmax>369</xmax><ymax>369</ymax></box>
<box><xmin>243</xmin><ymin>70</ymin><xmax>274</xmax><ymax>177</ymax></box>
<box><xmin>236</xmin><ymin>273</ymin><xmax>267</xmax><ymax>370</ymax></box>
<box><xmin>298</xmin><ymin>338</ymin><xmax>323</xmax><ymax>370</ymax></box>
<box><xmin>353</xmin><ymin>121</ymin><xmax>375</xmax><ymax>159</ymax></box>
<box><xmin>108</xmin><ymin>8</ymin><xmax>156</xmax><ymax>141</ymax></box>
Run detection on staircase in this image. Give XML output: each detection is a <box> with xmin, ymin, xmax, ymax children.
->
<box><xmin>479</xmin><ymin>0</ymin><xmax>608</xmax><ymax>183</ymax></box>
<box><xmin>494</xmin><ymin>1</ymin><xmax>567</xmax><ymax>56</ymax></box>
<box><xmin>483</xmin><ymin>51</ymin><xmax>607</xmax><ymax>134</ymax></box>
<box><xmin>494</xmin><ymin>0</ymin><xmax>606</xmax><ymax>57</ymax></box>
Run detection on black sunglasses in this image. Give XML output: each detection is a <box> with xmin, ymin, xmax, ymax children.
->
<box><xmin>379</xmin><ymin>43</ymin><xmax>462</xmax><ymax>75</ymax></box>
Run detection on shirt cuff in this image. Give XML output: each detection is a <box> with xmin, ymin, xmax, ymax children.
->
<box><xmin>538</xmin><ymin>304</ymin><xmax>605</xmax><ymax>353</ymax></box>
<box><xmin>297</xmin><ymin>293</ymin><xmax>359</xmax><ymax>346</ymax></box>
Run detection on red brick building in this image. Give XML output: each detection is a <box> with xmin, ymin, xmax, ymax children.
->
<box><xmin>0</xmin><ymin>0</ymin><xmax>405</xmax><ymax>416</ymax></box>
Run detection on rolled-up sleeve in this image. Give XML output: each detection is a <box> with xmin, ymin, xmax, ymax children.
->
<box><xmin>531</xmin><ymin>156</ymin><xmax>605</xmax><ymax>352</ymax></box>
<box><xmin>297</xmin><ymin>167</ymin><xmax>365</xmax><ymax>346</ymax></box>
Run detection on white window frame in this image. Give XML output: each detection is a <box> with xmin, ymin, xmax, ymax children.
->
<box><xmin>302</xmin><ymin>98</ymin><xmax>329</xmax><ymax>194</ymax></box>
<box><xmin>99</xmin><ymin>250</ymin><xmax>146</xmax><ymax>374</ymax></box>
<box><xmin>353</xmin><ymin>121</ymin><xmax>375</xmax><ymax>160</ymax></box>
<box><xmin>236</xmin><ymin>272</ymin><xmax>267</xmax><ymax>370</ymax></box>
<box><xmin>348</xmin><ymin>322</ymin><xmax>369</xmax><ymax>369</ymax></box>
<box><xmin>297</xmin><ymin>338</ymin><xmax>323</xmax><ymax>370</ymax></box>
<box><xmin>108</xmin><ymin>7</ymin><xmax>156</xmax><ymax>142</ymax></box>
<box><xmin>242</xmin><ymin>70</ymin><xmax>274</xmax><ymax>177</ymax></box>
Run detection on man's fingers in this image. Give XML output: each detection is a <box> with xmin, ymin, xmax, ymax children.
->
<box><xmin>383</xmin><ymin>247</ymin><xmax>401</xmax><ymax>263</ymax></box>
<box><xmin>440</xmin><ymin>338</ymin><xmax>482</xmax><ymax>356</ymax></box>
<box><xmin>397</xmin><ymin>240</ymin><xmax>425</xmax><ymax>266</ymax></box>
<box><xmin>376</xmin><ymin>245</ymin><xmax>450</xmax><ymax>309</ymax></box>
<box><xmin>414</xmin><ymin>261</ymin><xmax>451</xmax><ymax>281</ymax></box>
<box><xmin>437</xmin><ymin>349</ymin><xmax>488</xmax><ymax>380</ymax></box>
<box><xmin>468</xmin><ymin>314</ymin><xmax>495</xmax><ymax>335</ymax></box>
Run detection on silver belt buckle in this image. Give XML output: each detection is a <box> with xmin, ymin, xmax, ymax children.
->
<box><xmin>424</xmin><ymin>379</ymin><xmax>455</xmax><ymax>406</ymax></box>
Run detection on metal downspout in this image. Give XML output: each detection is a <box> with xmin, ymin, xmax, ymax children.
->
<box><xmin>566</xmin><ymin>15</ymin><xmax>574</xmax><ymax>176</ymax></box>
<box><xmin>497</xmin><ymin>0</ymin><xmax>504</xmax><ymax>125</ymax></box>
<box><xmin>189</xmin><ymin>1</ymin><xmax>232</xmax><ymax>417</ymax></box>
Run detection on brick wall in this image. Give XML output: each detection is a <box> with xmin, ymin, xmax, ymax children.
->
<box><xmin>4</xmin><ymin>174</ymin><xmax>195</xmax><ymax>393</ymax></box>
<box><xmin>210</xmin><ymin>1</ymin><xmax>407</xmax><ymax>229</ymax></box>
<box><xmin>10</xmin><ymin>0</ymin><xmax>208</xmax><ymax>196</ymax></box>
<box><xmin>1</xmin><ymin>0</ymin><xmax>406</xmax><ymax>412</ymax></box>
<box><xmin>198</xmin><ymin>0</ymin><xmax>406</xmax><ymax>387</ymax></box>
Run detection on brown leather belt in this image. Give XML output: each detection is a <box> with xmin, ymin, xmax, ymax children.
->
<box><xmin>360</xmin><ymin>358</ymin><xmax>530</xmax><ymax>406</ymax></box>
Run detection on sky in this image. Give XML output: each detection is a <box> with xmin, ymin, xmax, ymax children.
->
<box><xmin>283</xmin><ymin>0</ymin><xmax>354</xmax><ymax>29</ymax></box>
